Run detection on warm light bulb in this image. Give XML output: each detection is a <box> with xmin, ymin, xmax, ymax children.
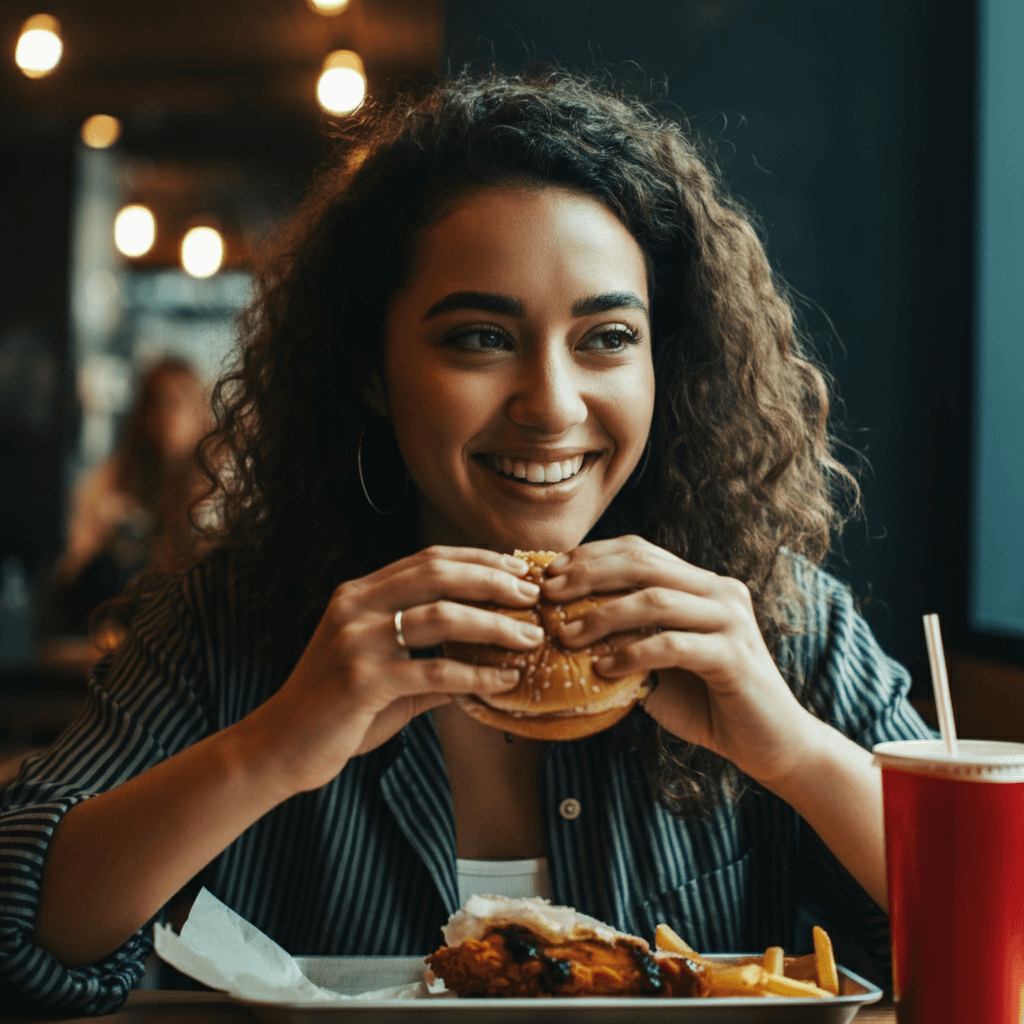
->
<box><xmin>81</xmin><ymin>114</ymin><xmax>122</xmax><ymax>149</ymax></box>
<box><xmin>15</xmin><ymin>15</ymin><xmax>63</xmax><ymax>78</ymax></box>
<box><xmin>181</xmin><ymin>226</ymin><xmax>224</xmax><ymax>278</ymax></box>
<box><xmin>317</xmin><ymin>51</ymin><xmax>366</xmax><ymax>115</ymax></box>
<box><xmin>307</xmin><ymin>0</ymin><xmax>351</xmax><ymax>12</ymax></box>
<box><xmin>114</xmin><ymin>204</ymin><xmax>156</xmax><ymax>258</ymax></box>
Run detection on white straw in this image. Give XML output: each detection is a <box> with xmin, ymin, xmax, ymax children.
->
<box><xmin>923</xmin><ymin>613</ymin><xmax>958</xmax><ymax>756</ymax></box>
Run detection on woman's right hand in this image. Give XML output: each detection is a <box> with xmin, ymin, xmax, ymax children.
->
<box><xmin>244</xmin><ymin>546</ymin><xmax>543</xmax><ymax>796</ymax></box>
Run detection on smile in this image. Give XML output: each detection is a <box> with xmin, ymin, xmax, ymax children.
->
<box><xmin>482</xmin><ymin>453</ymin><xmax>587</xmax><ymax>484</ymax></box>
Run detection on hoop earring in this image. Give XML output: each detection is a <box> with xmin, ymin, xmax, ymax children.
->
<box><xmin>358</xmin><ymin>426</ymin><xmax>409</xmax><ymax>515</ymax></box>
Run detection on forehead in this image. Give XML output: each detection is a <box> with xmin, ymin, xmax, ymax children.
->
<box><xmin>400</xmin><ymin>184</ymin><xmax>650</xmax><ymax>306</ymax></box>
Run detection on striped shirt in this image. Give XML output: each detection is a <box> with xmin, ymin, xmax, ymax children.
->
<box><xmin>0</xmin><ymin>552</ymin><xmax>932</xmax><ymax>1013</ymax></box>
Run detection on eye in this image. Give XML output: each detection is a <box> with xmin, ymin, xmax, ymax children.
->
<box><xmin>444</xmin><ymin>325</ymin><xmax>512</xmax><ymax>351</ymax></box>
<box><xmin>579</xmin><ymin>325</ymin><xmax>641</xmax><ymax>352</ymax></box>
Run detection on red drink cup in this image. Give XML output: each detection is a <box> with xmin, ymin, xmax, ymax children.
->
<box><xmin>874</xmin><ymin>739</ymin><xmax>1024</xmax><ymax>1023</ymax></box>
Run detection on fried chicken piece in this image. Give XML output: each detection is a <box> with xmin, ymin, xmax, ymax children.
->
<box><xmin>427</xmin><ymin>926</ymin><xmax>710</xmax><ymax>998</ymax></box>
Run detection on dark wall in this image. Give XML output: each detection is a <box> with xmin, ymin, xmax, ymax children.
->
<box><xmin>0</xmin><ymin>132</ymin><xmax>77</xmax><ymax>576</ymax></box>
<box><xmin>443</xmin><ymin>0</ymin><xmax>977</xmax><ymax>693</ymax></box>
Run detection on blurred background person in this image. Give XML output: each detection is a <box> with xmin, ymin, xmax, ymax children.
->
<box><xmin>46</xmin><ymin>357</ymin><xmax>211</xmax><ymax>635</ymax></box>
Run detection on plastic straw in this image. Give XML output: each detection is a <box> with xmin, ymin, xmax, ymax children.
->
<box><xmin>923</xmin><ymin>613</ymin><xmax>958</xmax><ymax>756</ymax></box>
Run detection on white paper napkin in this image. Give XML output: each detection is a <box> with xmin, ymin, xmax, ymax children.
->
<box><xmin>153</xmin><ymin>887</ymin><xmax>441</xmax><ymax>1003</ymax></box>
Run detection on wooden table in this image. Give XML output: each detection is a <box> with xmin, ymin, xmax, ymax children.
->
<box><xmin>0</xmin><ymin>990</ymin><xmax>898</xmax><ymax>1022</ymax></box>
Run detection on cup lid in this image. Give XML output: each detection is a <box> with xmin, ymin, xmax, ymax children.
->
<box><xmin>873</xmin><ymin>739</ymin><xmax>1024</xmax><ymax>781</ymax></box>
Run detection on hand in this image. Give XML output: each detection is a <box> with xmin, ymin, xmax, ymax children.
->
<box><xmin>543</xmin><ymin>536</ymin><xmax>819</xmax><ymax>786</ymax></box>
<box><xmin>245</xmin><ymin>546</ymin><xmax>544</xmax><ymax>795</ymax></box>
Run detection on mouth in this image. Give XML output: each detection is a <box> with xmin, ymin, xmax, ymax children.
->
<box><xmin>479</xmin><ymin>452</ymin><xmax>589</xmax><ymax>485</ymax></box>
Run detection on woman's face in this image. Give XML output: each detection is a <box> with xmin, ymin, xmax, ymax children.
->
<box><xmin>383</xmin><ymin>185</ymin><xmax>655</xmax><ymax>554</ymax></box>
<box><xmin>140</xmin><ymin>370</ymin><xmax>209</xmax><ymax>459</ymax></box>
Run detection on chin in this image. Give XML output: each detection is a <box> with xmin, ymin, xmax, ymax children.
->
<box><xmin>444</xmin><ymin>550</ymin><xmax>653</xmax><ymax>741</ymax></box>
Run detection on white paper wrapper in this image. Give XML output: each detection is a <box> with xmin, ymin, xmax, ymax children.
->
<box><xmin>153</xmin><ymin>888</ymin><xmax>443</xmax><ymax>1003</ymax></box>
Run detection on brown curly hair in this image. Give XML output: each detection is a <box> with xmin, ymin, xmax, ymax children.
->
<box><xmin>196</xmin><ymin>68</ymin><xmax>858</xmax><ymax>815</ymax></box>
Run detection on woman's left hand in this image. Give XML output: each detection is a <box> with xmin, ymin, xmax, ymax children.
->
<box><xmin>543</xmin><ymin>535</ymin><xmax>818</xmax><ymax>786</ymax></box>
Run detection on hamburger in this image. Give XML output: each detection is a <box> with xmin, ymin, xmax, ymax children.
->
<box><xmin>426</xmin><ymin>895</ymin><xmax>709</xmax><ymax>998</ymax></box>
<box><xmin>444</xmin><ymin>550</ymin><xmax>654</xmax><ymax>741</ymax></box>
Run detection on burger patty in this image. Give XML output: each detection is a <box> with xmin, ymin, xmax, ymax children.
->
<box><xmin>426</xmin><ymin>926</ymin><xmax>710</xmax><ymax>998</ymax></box>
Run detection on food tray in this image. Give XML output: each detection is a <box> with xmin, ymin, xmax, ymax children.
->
<box><xmin>236</xmin><ymin>954</ymin><xmax>883</xmax><ymax>1024</ymax></box>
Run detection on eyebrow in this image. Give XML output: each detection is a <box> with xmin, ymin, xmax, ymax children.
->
<box><xmin>422</xmin><ymin>290</ymin><xmax>648</xmax><ymax>321</ymax></box>
<box><xmin>571</xmin><ymin>292</ymin><xmax>648</xmax><ymax>318</ymax></box>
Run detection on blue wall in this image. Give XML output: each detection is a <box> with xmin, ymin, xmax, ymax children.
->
<box><xmin>972</xmin><ymin>0</ymin><xmax>1024</xmax><ymax>639</ymax></box>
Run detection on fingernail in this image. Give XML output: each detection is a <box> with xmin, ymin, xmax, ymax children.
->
<box><xmin>561</xmin><ymin>619</ymin><xmax>584</xmax><ymax>639</ymax></box>
<box><xmin>505</xmin><ymin>556</ymin><xmax>530</xmax><ymax>575</ymax></box>
<box><xmin>548</xmin><ymin>555</ymin><xmax>569</xmax><ymax>570</ymax></box>
<box><xmin>517</xmin><ymin>580</ymin><xmax>541</xmax><ymax>599</ymax></box>
<box><xmin>519</xmin><ymin>623</ymin><xmax>545</xmax><ymax>642</ymax></box>
<box><xmin>499</xmin><ymin>669</ymin><xmax>521</xmax><ymax>686</ymax></box>
<box><xmin>545</xmin><ymin>574</ymin><xmax>567</xmax><ymax>592</ymax></box>
<box><xmin>594</xmin><ymin>655</ymin><xmax>616</xmax><ymax>674</ymax></box>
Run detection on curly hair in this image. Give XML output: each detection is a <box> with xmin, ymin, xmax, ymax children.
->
<box><xmin>197</xmin><ymin>68</ymin><xmax>858</xmax><ymax>816</ymax></box>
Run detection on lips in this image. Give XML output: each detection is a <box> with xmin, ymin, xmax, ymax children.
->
<box><xmin>482</xmin><ymin>453</ymin><xmax>586</xmax><ymax>484</ymax></box>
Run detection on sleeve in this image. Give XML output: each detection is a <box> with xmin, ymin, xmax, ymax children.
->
<box><xmin>783</xmin><ymin>560</ymin><xmax>936</xmax><ymax>986</ymax></box>
<box><xmin>0</xmin><ymin>570</ymin><xmax>214</xmax><ymax>1013</ymax></box>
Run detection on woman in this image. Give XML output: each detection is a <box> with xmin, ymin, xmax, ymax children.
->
<box><xmin>0</xmin><ymin>70</ymin><xmax>930</xmax><ymax>1012</ymax></box>
<box><xmin>47</xmin><ymin>357</ymin><xmax>212</xmax><ymax>634</ymax></box>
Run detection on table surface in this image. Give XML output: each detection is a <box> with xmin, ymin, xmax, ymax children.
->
<box><xmin>0</xmin><ymin>990</ymin><xmax>898</xmax><ymax>1023</ymax></box>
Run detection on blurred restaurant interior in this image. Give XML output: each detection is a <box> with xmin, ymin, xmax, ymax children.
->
<box><xmin>1</xmin><ymin>0</ymin><xmax>1022</xmax><ymax>779</ymax></box>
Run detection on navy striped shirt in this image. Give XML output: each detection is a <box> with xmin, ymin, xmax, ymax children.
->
<box><xmin>0</xmin><ymin>552</ymin><xmax>932</xmax><ymax>1012</ymax></box>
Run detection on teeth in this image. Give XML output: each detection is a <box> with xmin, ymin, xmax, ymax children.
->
<box><xmin>485</xmin><ymin>454</ymin><xmax>585</xmax><ymax>483</ymax></box>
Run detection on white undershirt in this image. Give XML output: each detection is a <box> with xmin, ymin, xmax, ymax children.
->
<box><xmin>456</xmin><ymin>857</ymin><xmax>553</xmax><ymax>908</ymax></box>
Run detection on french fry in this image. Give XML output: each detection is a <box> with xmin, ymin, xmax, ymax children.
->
<box><xmin>762</xmin><ymin>945</ymin><xmax>785</xmax><ymax>976</ymax></box>
<box><xmin>655</xmin><ymin>923</ymin><xmax>695</xmax><ymax>954</ymax></box>
<box><xmin>763</xmin><ymin>972</ymin><xmax>833</xmax><ymax>999</ymax></box>
<box><xmin>708</xmin><ymin>963</ymin><xmax>832</xmax><ymax>999</ymax></box>
<box><xmin>783</xmin><ymin>952</ymin><xmax>818</xmax><ymax>981</ymax></box>
<box><xmin>812</xmin><ymin>925</ymin><xmax>840</xmax><ymax>996</ymax></box>
<box><xmin>653</xmin><ymin>921</ymin><xmax>839</xmax><ymax>999</ymax></box>
<box><xmin>703</xmin><ymin>963</ymin><xmax>768</xmax><ymax>997</ymax></box>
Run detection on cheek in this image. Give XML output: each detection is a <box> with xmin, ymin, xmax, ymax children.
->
<box><xmin>387</xmin><ymin>368</ymin><xmax>489</xmax><ymax>474</ymax></box>
<box><xmin>613</xmin><ymin>362</ymin><xmax>656</xmax><ymax>454</ymax></box>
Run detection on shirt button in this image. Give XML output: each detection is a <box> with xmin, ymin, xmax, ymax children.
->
<box><xmin>558</xmin><ymin>797</ymin><xmax>581</xmax><ymax>820</ymax></box>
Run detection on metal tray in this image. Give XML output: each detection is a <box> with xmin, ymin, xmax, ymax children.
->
<box><xmin>236</xmin><ymin>954</ymin><xmax>883</xmax><ymax>1024</ymax></box>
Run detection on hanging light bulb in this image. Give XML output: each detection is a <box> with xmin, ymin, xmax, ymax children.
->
<box><xmin>81</xmin><ymin>114</ymin><xmax>122</xmax><ymax>149</ymax></box>
<box><xmin>15</xmin><ymin>14</ymin><xmax>63</xmax><ymax>79</ymax></box>
<box><xmin>114</xmin><ymin>204</ymin><xmax>156</xmax><ymax>258</ymax></box>
<box><xmin>317</xmin><ymin>50</ymin><xmax>366</xmax><ymax>115</ymax></box>
<box><xmin>181</xmin><ymin>226</ymin><xmax>224</xmax><ymax>278</ymax></box>
<box><xmin>307</xmin><ymin>0</ymin><xmax>351</xmax><ymax>12</ymax></box>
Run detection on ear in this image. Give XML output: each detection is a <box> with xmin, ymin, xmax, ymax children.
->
<box><xmin>363</xmin><ymin>369</ymin><xmax>389</xmax><ymax>417</ymax></box>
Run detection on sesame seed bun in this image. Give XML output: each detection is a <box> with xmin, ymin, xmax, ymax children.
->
<box><xmin>444</xmin><ymin>550</ymin><xmax>653</xmax><ymax>741</ymax></box>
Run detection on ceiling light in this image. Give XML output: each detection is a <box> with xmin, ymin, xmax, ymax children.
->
<box><xmin>181</xmin><ymin>226</ymin><xmax>224</xmax><ymax>278</ymax></box>
<box><xmin>317</xmin><ymin>50</ymin><xmax>366</xmax><ymax>115</ymax></box>
<box><xmin>15</xmin><ymin>14</ymin><xmax>62</xmax><ymax>79</ymax></box>
<box><xmin>307</xmin><ymin>0</ymin><xmax>351</xmax><ymax>12</ymax></box>
<box><xmin>81</xmin><ymin>114</ymin><xmax>122</xmax><ymax>149</ymax></box>
<box><xmin>114</xmin><ymin>205</ymin><xmax>156</xmax><ymax>258</ymax></box>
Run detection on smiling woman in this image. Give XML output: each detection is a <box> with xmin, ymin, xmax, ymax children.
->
<box><xmin>382</xmin><ymin>186</ymin><xmax>655</xmax><ymax>554</ymax></box>
<box><xmin>0</xmin><ymin>69</ymin><xmax>933</xmax><ymax>1013</ymax></box>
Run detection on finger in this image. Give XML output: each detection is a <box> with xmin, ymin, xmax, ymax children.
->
<box><xmin>345</xmin><ymin>549</ymin><xmax>540</xmax><ymax>614</ymax></box>
<box><xmin>391</xmin><ymin>656</ymin><xmax>522</xmax><ymax>698</ymax></box>
<box><xmin>589</xmin><ymin>630</ymin><xmax>736</xmax><ymax>683</ymax></box>
<box><xmin>543</xmin><ymin>537</ymin><xmax>719</xmax><ymax>601</ymax></box>
<box><xmin>558</xmin><ymin>587</ymin><xmax>726</xmax><ymax>649</ymax></box>
<box><xmin>399</xmin><ymin>601</ymin><xmax>545</xmax><ymax>651</ymax></box>
<box><xmin>385</xmin><ymin>553</ymin><xmax>540</xmax><ymax>610</ymax></box>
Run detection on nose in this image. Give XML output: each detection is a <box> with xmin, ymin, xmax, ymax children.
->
<box><xmin>506</xmin><ymin>342</ymin><xmax>588</xmax><ymax>435</ymax></box>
